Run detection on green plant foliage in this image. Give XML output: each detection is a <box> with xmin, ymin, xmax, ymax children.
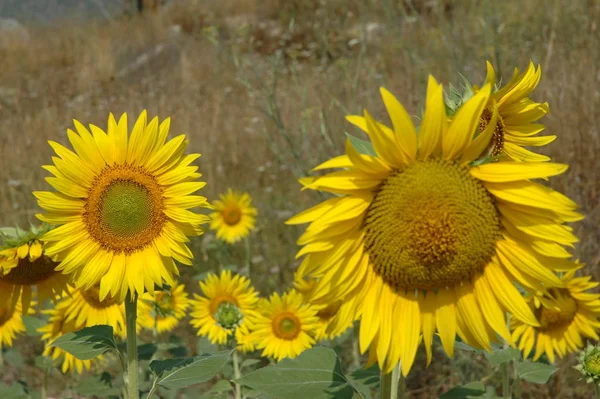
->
<box><xmin>0</xmin><ymin>382</ymin><xmax>27</xmax><ymax>399</ymax></box>
<box><xmin>515</xmin><ymin>361</ymin><xmax>557</xmax><ymax>384</ymax></box>
<box><xmin>34</xmin><ymin>355</ymin><xmax>55</xmax><ymax>370</ymax></box>
<box><xmin>439</xmin><ymin>381</ymin><xmax>486</xmax><ymax>398</ymax></box>
<box><xmin>237</xmin><ymin>346</ymin><xmax>356</xmax><ymax>399</ymax></box>
<box><xmin>23</xmin><ymin>315</ymin><xmax>48</xmax><ymax>337</ymax></box>
<box><xmin>138</xmin><ymin>343</ymin><xmax>158</xmax><ymax>361</ymax></box>
<box><xmin>484</xmin><ymin>348</ymin><xmax>521</xmax><ymax>367</ymax></box>
<box><xmin>74</xmin><ymin>373</ymin><xmax>121</xmax><ymax>398</ymax></box>
<box><xmin>149</xmin><ymin>350</ymin><xmax>232</xmax><ymax>389</ymax></box>
<box><xmin>50</xmin><ymin>325</ymin><xmax>118</xmax><ymax>360</ymax></box>
<box><xmin>345</xmin><ymin>133</ymin><xmax>376</xmax><ymax>156</ymax></box>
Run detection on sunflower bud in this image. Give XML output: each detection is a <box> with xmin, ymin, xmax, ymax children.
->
<box><xmin>215</xmin><ymin>302</ymin><xmax>243</xmax><ymax>330</ymax></box>
<box><xmin>575</xmin><ymin>343</ymin><xmax>600</xmax><ymax>383</ymax></box>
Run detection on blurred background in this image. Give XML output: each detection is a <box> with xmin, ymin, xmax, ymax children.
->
<box><xmin>0</xmin><ymin>0</ymin><xmax>598</xmax><ymax>397</ymax></box>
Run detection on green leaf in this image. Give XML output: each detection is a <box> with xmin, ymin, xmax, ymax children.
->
<box><xmin>74</xmin><ymin>373</ymin><xmax>121</xmax><ymax>397</ymax></box>
<box><xmin>0</xmin><ymin>382</ymin><xmax>27</xmax><ymax>399</ymax></box>
<box><xmin>50</xmin><ymin>325</ymin><xmax>117</xmax><ymax>360</ymax></box>
<box><xmin>138</xmin><ymin>343</ymin><xmax>158</xmax><ymax>361</ymax></box>
<box><xmin>237</xmin><ymin>346</ymin><xmax>354</xmax><ymax>399</ymax></box>
<box><xmin>207</xmin><ymin>379</ymin><xmax>233</xmax><ymax>394</ymax></box>
<box><xmin>348</xmin><ymin>365</ymin><xmax>379</xmax><ymax>399</ymax></box>
<box><xmin>149</xmin><ymin>358</ymin><xmax>195</xmax><ymax>376</ymax></box>
<box><xmin>484</xmin><ymin>347</ymin><xmax>521</xmax><ymax>367</ymax></box>
<box><xmin>34</xmin><ymin>356</ymin><xmax>55</xmax><ymax>370</ymax></box>
<box><xmin>152</xmin><ymin>350</ymin><xmax>232</xmax><ymax>389</ymax></box>
<box><xmin>515</xmin><ymin>361</ymin><xmax>557</xmax><ymax>384</ymax></box>
<box><xmin>241</xmin><ymin>358</ymin><xmax>262</xmax><ymax>369</ymax></box>
<box><xmin>196</xmin><ymin>336</ymin><xmax>219</xmax><ymax>354</ymax></box>
<box><xmin>439</xmin><ymin>381</ymin><xmax>487</xmax><ymax>398</ymax></box>
<box><xmin>345</xmin><ymin>133</ymin><xmax>376</xmax><ymax>156</ymax></box>
<box><xmin>23</xmin><ymin>315</ymin><xmax>48</xmax><ymax>337</ymax></box>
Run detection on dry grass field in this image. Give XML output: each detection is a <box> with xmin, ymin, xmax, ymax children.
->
<box><xmin>0</xmin><ymin>0</ymin><xmax>599</xmax><ymax>397</ymax></box>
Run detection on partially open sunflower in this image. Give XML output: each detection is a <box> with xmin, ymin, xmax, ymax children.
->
<box><xmin>288</xmin><ymin>77</ymin><xmax>582</xmax><ymax>376</ymax></box>
<box><xmin>512</xmin><ymin>270</ymin><xmax>600</xmax><ymax>363</ymax></box>
<box><xmin>139</xmin><ymin>283</ymin><xmax>190</xmax><ymax>334</ymax></box>
<box><xmin>34</xmin><ymin>111</ymin><xmax>211</xmax><ymax>301</ymax></box>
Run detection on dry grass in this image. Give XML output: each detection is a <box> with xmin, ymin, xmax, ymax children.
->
<box><xmin>0</xmin><ymin>0</ymin><xmax>599</xmax><ymax>397</ymax></box>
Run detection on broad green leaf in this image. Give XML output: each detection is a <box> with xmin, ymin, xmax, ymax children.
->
<box><xmin>23</xmin><ymin>315</ymin><xmax>48</xmax><ymax>337</ymax></box>
<box><xmin>196</xmin><ymin>336</ymin><xmax>219</xmax><ymax>354</ymax></box>
<box><xmin>74</xmin><ymin>373</ymin><xmax>121</xmax><ymax>397</ymax></box>
<box><xmin>149</xmin><ymin>358</ymin><xmax>195</xmax><ymax>376</ymax></box>
<box><xmin>484</xmin><ymin>347</ymin><xmax>521</xmax><ymax>367</ymax></box>
<box><xmin>515</xmin><ymin>361</ymin><xmax>557</xmax><ymax>384</ymax></box>
<box><xmin>345</xmin><ymin>133</ymin><xmax>376</xmax><ymax>156</ymax></box>
<box><xmin>50</xmin><ymin>325</ymin><xmax>117</xmax><ymax>360</ymax></box>
<box><xmin>237</xmin><ymin>346</ymin><xmax>354</xmax><ymax>399</ymax></box>
<box><xmin>348</xmin><ymin>365</ymin><xmax>379</xmax><ymax>399</ymax></box>
<box><xmin>207</xmin><ymin>379</ymin><xmax>233</xmax><ymax>394</ymax></box>
<box><xmin>0</xmin><ymin>382</ymin><xmax>27</xmax><ymax>399</ymax></box>
<box><xmin>0</xmin><ymin>227</ymin><xmax>18</xmax><ymax>238</ymax></box>
<box><xmin>34</xmin><ymin>356</ymin><xmax>55</xmax><ymax>370</ymax></box>
<box><xmin>241</xmin><ymin>358</ymin><xmax>262</xmax><ymax>369</ymax></box>
<box><xmin>138</xmin><ymin>343</ymin><xmax>158</xmax><ymax>361</ymax></box>
<box><xmin>154</xmin><ymin>350</ymin><xmax>232</xmax><ymax>389</ymax></box>
<box><xmin>439</xmin><ymin>381</ymin><xmax>487</xmax><ymax>398</ymax></box>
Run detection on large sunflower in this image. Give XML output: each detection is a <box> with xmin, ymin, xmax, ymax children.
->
<box><xmin>139</xmin><ymin>283</ymin><xmax>190</xmax><ymax>334</ymax></box>
<box><xmin>250</xmin><ymin>290</ymin><xmax>319</xmax><ymax>361</ymax></box>
<box><xmin>477</xmin><ymin>61</ymin><xmax>552</xmax><ymax>162</ymax></box>
<box><xmin>34</xmin><ymin>111</ymin><xmax>211</xmax><ymax>301</ymax></box>
<box><xmin>288</xmin><ymin>77</ymin><xmax>582</xmax><ymax>375</ymax></box>
<box><xmin>0</xmin><ymin>225</ymin><xmax>70</xmax><ymax>312</ymax></box>
<box><xmin>512</xmin><ymin>270</ymin><xmax>600</xmax><ymax>363</ymax></box>
<box><xmin>189</xmin><ymin>270</ymin><xmax>259</xmax><ymax>351</ymax></box>
<box><xmin>0</xmin><ymin>302</ymin><xmax>27</xmax><ymax>349</ymax></box>
<box><xmin>210</xmin><ymin>189</ymin><xmax>257</xmax><ymax>244</ymax></box>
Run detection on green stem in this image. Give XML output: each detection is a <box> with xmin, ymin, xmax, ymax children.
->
<box><xmin>0</xmin><ymin>346</ymin><xmax>4</xmax><ymax>367</ymax></box>
<box><xmin>233</xmin><ymin>350</ymin><xmax>243</xmax><ymax>399</ymax></box>
<box><xmin>351</xmin><ymin>324</ymin><xmax>360</xmax><ymax>369</ymax></box>
<box><xmin>380</xmin><ymin>363</ymin><xmax>400</xmax><ymax>399</ymax></box>
<box><xmin>41</xmin><ymin>366</ymin><xmax>48</xmax><ymax>399</ymax></box>
<box><xmin>595</xmin><ymin>383</ymin><xmax>600</xmax><ymax>399</ymax></box>
<box><xmin>125</xmin><ymin>293</ymin><xmax>139</xmax><ymax>399</ymax></box>
<box><xmin>502</xmin><ymin>362</ymin><xmax>511</xmax><ymax>399</ymax></box>
<box><xmin>243</xmin><ymin>236</ymin><xmax>251</xmax><ymax>278</ymax></box>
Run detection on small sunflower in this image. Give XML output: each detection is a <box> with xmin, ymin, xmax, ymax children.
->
<box><xmin>0</xmin><ymin>302</ymin><xmax>27</xmax><ymax>349</ymax></box>
<box><xmin>62</xmin><ymin>285</ymin><xmax>128</xmax><ymax>337</ymax></box>
<box><xmin>0</xmin><ymin>225</ymin><xmax>70</xmax><ymax>312</ymax></box>
<box><xmin>295</xmin><ymin>273</ymin><xmax>354</xmax><ymax>341</ymax></box>
<box><xmin>189</xmin><ymin>270</ymin><xmax>259</xmax><ymax>351</ymax></box>
<box><xmin>39</xmin><ymin>301</ymin><xmax>98</xmax><ymax>374</ymax></box>
<box><xmin>290</xmin><ymin>77</ymin><xmax>582</xmax><ymax>375</ymax></box>
<box><xmin>139</xmin><ymin>284</ymin><xmax>190</xmax><ymax>334</ymax></box>
<box><xmin>250</xmin><ymin>290</ymin><xmax>319</xmax><ymax>361</ymax></box>
<box><xmin>210</xmin><ymin>189</ymin><xmax>257</xmax><ymax>244</ymax></box>
<box><xmin>512</xmin><ymin>270</ymin><xmax>600</xmax><ymax>363</ymax></box>
<box><xmin>34</xmin><ymin>111</ymin><xmax>211</xmax><ymax>301</ymax></box>
<box><xmin>477</xmin><ymin>61</ymin><xmax>552</xmax><ymax>162</ymax></box>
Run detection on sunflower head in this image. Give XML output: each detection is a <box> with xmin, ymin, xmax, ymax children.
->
<box><xmin>34</xmin><ymin>111</ymin><xmax>211</xmax><ymax>301</ymax></box>
<box><xmin>576</xmin><ymin>344</ymin><xmax>600</xmax><ymax>383</ymax></box>
<box><xmin>512</xmin><ymin>271</ymin><xmax>600</xmax><ymax>363</ymax></box>
<box><xmin>210</xmin><ymin>189</ymin><xmax>257</xmax><ymax>244</ymax></box>
<box><xmin>139</xmin><ymin>284</ymin><xmax>190</xmax><ymax>334</ymax></box>
<box><xmin>0</xmin><ymin>224</ymin><xmax>68</xmax><ymax>312</ymax></box>
<box><xmin>249</xmin><ymin>290</ymin><xmax>319</xmax><ymax>361</ymax></box>
<box><xmin>289</xmin><ymin>73</ymin><xmax>581</xmax><ymax>376</ymax></box>
<box><xmin>189</xmin><ymin>270</ymin><xmax>259</xmax><ymax>350</ymax></box>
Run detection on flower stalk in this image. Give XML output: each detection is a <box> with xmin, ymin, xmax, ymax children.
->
<box><xmin>125</xmin><ymin>293</ymin><xmax>139</xmax><ymax>399</ymax></box>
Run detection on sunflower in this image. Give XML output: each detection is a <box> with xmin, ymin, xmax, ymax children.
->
<box><xmin>0</xmin><ymin>225</ymin><xmax>70</xmax><ymax>312</ymax></box>
<box><xmin>62</xmin><ymin>285</ymin><xmax>128</xmax><ymax>337</ymax></box>
<box><xmin>249</xmin><ymin>290</ymin><xmax>319</xmax><ymax>361</ymax></box>
<box><xmin>295</xmin><ymin>272</ymin><xmax>354</xmax><ymax>341</ymax></box>
<box><xmin>139</xmin><ymin>284</ymin><xmax>190</xmax><ymax>334</ymax></box>
<box><xmin>288</xmin><ymin>77</ymin><xmax>582</xmax><ymax>376</ymax></box>
<box><xmin>0</xmin><ymin>302</ymin><xmax>27</xmax><ymax>350</ymax></box>
<box><xmin>512</xmin><ymin>270</ymin><xmax>600</xmax><ymax>363</ymax></box>
<box><xmin>39</xmin><ymin>301</ymin><xmax>98</xmax><ymax>374</ymax></box>
<box><xmin>190</xmin><ymin>270</ymin><xmax>259</xmax><ymax>351</ymax></box>
<box><xmin>210</xmin><ymin>189</ymin><xmax>257</xmax><ymax>244</ymax></box>
<box><xmin>34</xmin><ymin>111</ymin><xmax>210</xmax><ymax>301</ymax></box>
<box><xmin>476</xmin><ymin>61</ymin><xmax>552</xmax><ymax>162</ymax></box>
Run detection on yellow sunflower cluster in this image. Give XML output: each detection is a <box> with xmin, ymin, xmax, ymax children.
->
<box><xmin>286</xmin><ymin>61</ymin><xmax>598</xmax><ymax>375</ymax></box>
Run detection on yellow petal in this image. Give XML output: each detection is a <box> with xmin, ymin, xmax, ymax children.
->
<box><xmin>379</xmin><ymin>87</ymin><xmax>417</xmax><ymax>161</ymax></box>
<box><xmin>419</xmin><ymin>76</ymin><xmax>445</xmax><ymax>160</ymax></box>
<box><xmin>435</xmin><ymin>288</ymin><xmax>457</xmax><ymax>357</ymax></box>
<box><xmin>470</xmin><ymin>162</ymin><xmax>567</xmax><ymax>182</ymax></box>
<box><xmin>363</xmin><ymin>110</ymin><xmax>405</xmax><ymax>168</ymax></box>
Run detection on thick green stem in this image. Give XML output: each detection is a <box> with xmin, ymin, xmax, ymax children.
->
<box><xmin>502</xmin><ymin>362</ymin><xmax>511</xmax><ymax>399</ymax></box>
<box><xmin>243</xmin><ymin>236</ymin><xmax>251</xmax><ymax>278</ymax></box>
<box><xmin>41</xmin><ymin>366</ymin><xmax>48</xmax><ymax>399</ymax></box>
<box><xmin>233</xmin><ymin>350</ymin><xmax>242</xmax><ymax>399</ymax></box>
<box><xmin>380</xmin><ymin>363</ymin><xmax>400</xmax><ymax>399</ymax></box>
<box><xmin>125</xmin><ymin>293</ymin><xmax>139</xmax><ymax>399</ymax></box>
<box><xmin>595</xmin><ymin>383</ymin><xmax>600</xmax><ymax>399</ymax></box>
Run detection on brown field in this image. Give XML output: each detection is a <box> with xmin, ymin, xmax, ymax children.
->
<box><xmin>0</xmin><ymin>0</ymin><xmax>599</xmax><ymax>397</ymax></box>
